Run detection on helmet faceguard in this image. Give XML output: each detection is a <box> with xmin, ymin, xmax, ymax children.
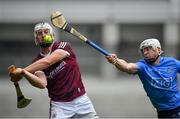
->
<box><xmin>34</xmin><ymin>22</ymin><xmax>54</xmax><ymax>48</ymax></box>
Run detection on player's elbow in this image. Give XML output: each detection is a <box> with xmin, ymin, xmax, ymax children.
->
<box><xmin>38</xmin><ymin>83</ymin><xmax>47</xmax><ymax>89</ymax></box>
<box><xmin>35</xmin><ymin>80</ymin><xmax>47</xmax><ymax>89</ymax></box>
<box><xmin>41</xmin><ymin>80</ymin><xmax>47</xmax><ymax>89</ymax></box>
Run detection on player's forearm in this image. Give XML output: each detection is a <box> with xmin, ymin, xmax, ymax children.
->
<box><xmin>114</xmin><ymin>58</ymin><xmax>137</xmax><ymax>74</ymax></box>
<box><xmin>24</xmin><ymin>59</ymin><xmax>51</xmax><ymax>73</ymax></box>
<box><xmin>24</xmin><ymin>49</ymin><xmax>68</xmax><ymax>73</ymax></box>
<box><xmin>106</xmin><ymin>54</ymin><xmax>137</xmax><ymax>74</ymax></box>
<box><xmin>113</xmin><ymin>58</ymin><xmax>129</xmax><ymax>72</ymax></box>
<box><xmin>22</xmin><ymin>70</ymin><xmax>47</xmax><ymax>89</ymax></box>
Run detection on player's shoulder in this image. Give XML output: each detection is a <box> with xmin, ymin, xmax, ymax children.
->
<box><xmin>135</xmin><ymin>59</ymin><xmax>146</xmax><ymax>69</ymax></box>
<box><xmin>161</xmin><ymin>56</ymin><xmax>176</xmax><ymax>61</ymax></box>
<box><xmin>136</xmin><ymin>59</ymin><xmax>146</xmax><ymax>64</ymax></box>
<box><xmin>160</xmin><ymin>56</ymin><xmax>179</xmax><ymax>66</ymax></box>
<box><xmin>53</xmin><ymin>41</ymin><xmax>71</xmax><ymax>49</ymax></box>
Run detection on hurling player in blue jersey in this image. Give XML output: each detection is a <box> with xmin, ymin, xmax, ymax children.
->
<box><xmin>106</xmin><ymin>38</ymin><xmax>180</xmax><ymax>118</ymax></box>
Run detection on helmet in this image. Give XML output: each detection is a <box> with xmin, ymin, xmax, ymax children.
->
<box><xmin>139</xmin><ymin>38</ymin><xmax>163</xmax><ymax>64</ymax></box>
<box><xmin>34</xmin><ymin>22</ymin><xmax>54</xmax><ymax>47</ymax></box>
<box><xmin>139</xmin><ymin>38</ymin><xmax>162</xmax><ymax>54</ymax></box>
<box><xmin>34</xmin><ymin>22</ymin><xmax>53</xmax><ymax>37</ymax></box>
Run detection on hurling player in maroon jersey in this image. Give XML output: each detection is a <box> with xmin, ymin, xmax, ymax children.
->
<box><xmin>10</xmin><ymin>22</ymin><xmax>98</xmax><ymax>119</ymax></box>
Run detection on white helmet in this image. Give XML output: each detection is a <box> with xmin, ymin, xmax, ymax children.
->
<box><xmin>139</xmin><ymin>38</ymin><xmax>162</xmax><ymax>54</ymax></box>
<box><xmin>34</xmin><ymin>22</ymin><xmax>53</xmax><ymax>38</ymax></box>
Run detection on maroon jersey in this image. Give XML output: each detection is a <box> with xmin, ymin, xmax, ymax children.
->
<box><xmin>33</xmin><ymin>41</ymin><xmax>86</xmax><ymax>102</ymax></box>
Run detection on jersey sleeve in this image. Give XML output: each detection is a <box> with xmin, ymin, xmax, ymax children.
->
<box><xmin>135</xmin><ymin>60</ymin><xmax>145</xmax><ymax>73</ymax></box>
<box><xmin>56</xmin><ymin>42</ymin><xmax>72</xmax><ymax>56</ymax></box>
<box><xmin>57</xmin><ymin>42</ymin><xmax>69</xmax><ymax>50</ymax></box>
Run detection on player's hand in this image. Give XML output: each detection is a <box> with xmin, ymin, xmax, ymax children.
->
<box><xmin>8</xmin><ymin>67</ymin><xmax>23</xmax><ymax>82</ymax></box>
<box><xmin>9</xmin><ymin>68</ymin><xmax>23</xmax><ymax>76</ymax></box>
<box><xmin>13</xmin><ymin>68</ymin><xmax>23</xmax><ymax>75</ymax></box>
<box><xmin>105</xmin><ymin>53</ymin><xmax>118</xmax><ymax>64</ymax></box>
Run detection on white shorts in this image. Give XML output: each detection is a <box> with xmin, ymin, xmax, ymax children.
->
<box><xmin>49</xmin><ymin>93</ymin><xmax>98</xmax><ymax>119</ymax></box>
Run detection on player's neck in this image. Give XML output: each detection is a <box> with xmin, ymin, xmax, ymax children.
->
<box><xmin>152</xmin><ymin>56</ymin><xmax>160</xmax><ymax>66</ymax></box>
<box><xmin>40</xmin><ymin>45</ymin><xmax>53</xmax><ymax>56</ymax></box>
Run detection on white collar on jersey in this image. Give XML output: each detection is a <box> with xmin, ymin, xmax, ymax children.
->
<box><xmin>40</xmin><ymin>51</ymin><xmax>51</xmax><ymax>57</ymax></box>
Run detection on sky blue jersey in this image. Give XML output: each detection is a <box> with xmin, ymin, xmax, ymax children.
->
<box><xmin>136</xmin><ymin>57</ymin><xmax>180</xmax><ymax>111</ymax></box>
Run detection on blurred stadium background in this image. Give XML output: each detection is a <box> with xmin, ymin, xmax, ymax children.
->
<box><xmin>0</xmin><ymin>0</ymin><xmax>180</xmax><ymax>118</ymax></box>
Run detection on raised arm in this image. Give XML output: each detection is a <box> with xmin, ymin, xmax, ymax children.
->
<box><xmin>24</xmin><ymin>49</ymin><xmax>69</xmax><ymax>73</ymax></box>
<box><xmin>9</xmin><ymin>48</ymin><xmax>69</xmax><ymax>82</ymax></box>
<box><xmin>106</xmin><ymin>53</ymin><xmax>138</xmax><ymax>74</ymax></box>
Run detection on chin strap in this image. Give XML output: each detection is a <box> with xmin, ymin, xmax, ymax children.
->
<box><xmin>145</xmin><ymin>55</ymin><xmax>160</xmax><ymax>64</ymax></box>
